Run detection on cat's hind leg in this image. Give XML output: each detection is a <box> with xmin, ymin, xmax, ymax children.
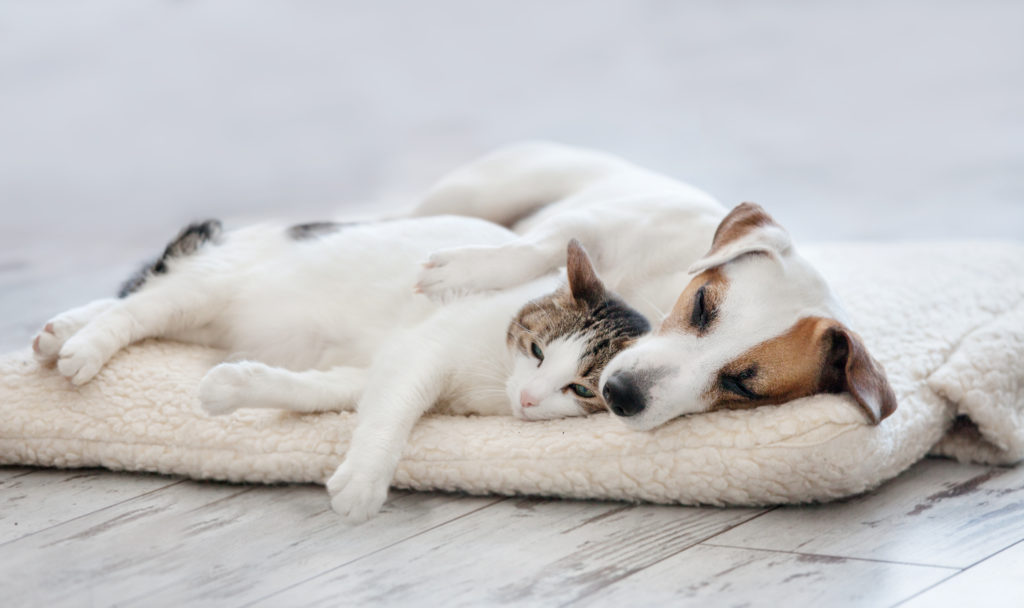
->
<box><xmin>55</xmin><ymin>282</ymin><xmax>223</xmax><ymax>385</ymax></box>
<box><xmin>48</xmin><ymin>220</ymin><xmax>230</xmax><ymax>385</ymax></box>
<box><xmin>200</xmin><ymin>362</ymin><xmax>366</xmax><ymax>415</ymax></box>
<box><xmin>33</xmin><ymin>298</ymin><xmax>118</xmax><ymax>364</ymax></box>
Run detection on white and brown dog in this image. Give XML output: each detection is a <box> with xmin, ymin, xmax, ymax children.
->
<box><xmin>415</xmin><ymin>142</ymin><xmax>897</xmax><ymax>429</ymax></box>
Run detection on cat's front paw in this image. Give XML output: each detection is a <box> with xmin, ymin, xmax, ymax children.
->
<box><xmin>56</xmin><ymin>337</ymin><xmax>107</xmax><ymax>385</ymax></box>
<box><xmin>199</xmin><ymin>362</ymin><xmax>263</xmax><ymax>415</ymax></box>
<box><xmin>327</xmin><ymin>460</ymin><xmax>390</xmax><ymax>524</ymax></box>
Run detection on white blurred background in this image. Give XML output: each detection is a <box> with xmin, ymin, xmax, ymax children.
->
<box><xmin>1</xmin><ymin>0</ymin><xmax>1022</xmax><ymax>283</ymax></box>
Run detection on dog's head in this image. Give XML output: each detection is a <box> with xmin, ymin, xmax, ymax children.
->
<box><xmin>600</xmin><ymin>202</ymin><xmax>896</xmax><ymax>430</ymax></box>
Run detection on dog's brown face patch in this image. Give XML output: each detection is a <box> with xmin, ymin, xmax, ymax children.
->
<box><xmin>707</xmin><ymin>316</ymin><xmax>897</xmax><ymax>423</ymax></box>
<box><xmin>659</xmin><ymin>268</ymin><xmax>729</xmax><ymax>336</ymax></box>
<box><xmin>708</xmin><ymin>317</ymin><xmax>832</xmax><ymax>411</ymax></box>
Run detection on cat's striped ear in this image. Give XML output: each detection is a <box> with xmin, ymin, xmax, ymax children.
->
<box><xmin>566</xmin><ymin>239</ymin><xmax>605</xmax><ymax>306</ymax></box>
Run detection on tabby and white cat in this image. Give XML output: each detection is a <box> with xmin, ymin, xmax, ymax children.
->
<box><xmin>32</xmin><ymin>215</ymin><xmax>649</xmax><ymax>521</ymax></box>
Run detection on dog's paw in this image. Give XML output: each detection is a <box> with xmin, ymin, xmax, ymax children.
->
<box><xmin>416</xmin><ymin>245</ymin><xmax>520</xmax><ymax>300</ymax></box>
<box><xmin>199</xmin><ymin>362</ymin><xmax>264</xmax><ymax>415</ymax></box>
<box><xmin>327</xmin><ymin>460</ymin><xmax>390</xmax><ymax>524</ymax></box>
<box><xmin>56</xmin><ymin>337</ymin><xmax>107</xmax><ymax>385</ymax></box>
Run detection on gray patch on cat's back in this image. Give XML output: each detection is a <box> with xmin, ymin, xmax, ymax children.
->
<box><xmin>287</xmin><ymin>221</ymin><xmax>350</xmax><ymax>240</ymax></box>
<box><xmin>118</xmin><ymin>219</ymin><xmax>223</xmax><ymax>298</ymax></box>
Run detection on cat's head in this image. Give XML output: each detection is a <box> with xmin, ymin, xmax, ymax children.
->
<box><xmin>505</xmin><ymin>240</ymin><xmax>651</xmax><ymax>420</ymax></box>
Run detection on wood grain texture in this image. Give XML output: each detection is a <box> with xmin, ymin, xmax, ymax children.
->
<box><xmin>900</xmin><ymin>540</ymin><xmax>1024</xmax><ymax>608</ymax></box>
<box><xmin>0</xmin><ymin>482</ymin><xmax>499</xmax><ymax>608</ymax></box>
<box><xmin>710</xmin><ymin>458</ymin><xmax>1024</xmax><ymax>568</ymax></box>
<box><xmin>0</xmin><ymin>468</ymin><xmax>179</xmax><ymax>545</ymax></box>
<box><xmin>251</xmin><ymin>499</ymin><xmax>766</xmax><ymax>607</ymax></box>
<box><xmin>585</xmin><ymin>544</ymin><xmax>953</xmax><ymax>607</ymax></box>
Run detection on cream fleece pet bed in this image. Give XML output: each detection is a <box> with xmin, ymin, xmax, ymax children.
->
<box><xmin>2</xmin><ymin>241</ymin><xmax>1023</xmax><ymax>506</ymax></box>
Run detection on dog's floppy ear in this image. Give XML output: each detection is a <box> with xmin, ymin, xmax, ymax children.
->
<box><xmin>689</xmin><ymin>202</ymin><xmax>792</xmax><ymax>274</ymax></box>
<box><xmin>819</xmin><ymin>323</ymin><xmax>898</xmax><ymax>424</ymax></box>
<box><xmin>566</xmin><ymin>239</ymin><xmax>605</xmax><ymax>306</ymax></box>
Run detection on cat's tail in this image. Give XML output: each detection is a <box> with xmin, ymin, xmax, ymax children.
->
<box><xmin>410</xmin><ymin>141</ymin><xmax>629</xmax><ymax>228</ymax></box>
<box><xmin>118</xmin><ymin>219</ymin><xmax>223</xmax><ymax>297</ymax></box>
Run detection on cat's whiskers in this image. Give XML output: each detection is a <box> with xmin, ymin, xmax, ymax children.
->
<box><xmin>510</xmin><ymin>319</ymin><xmax>537</xmax><ymax>337</ymax></box>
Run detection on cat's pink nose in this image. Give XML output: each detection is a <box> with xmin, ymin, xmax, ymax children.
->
<box><xmin>520</xmin><ymin>390</ymin><xmax>539</xmax><ymax>408</ymax></box>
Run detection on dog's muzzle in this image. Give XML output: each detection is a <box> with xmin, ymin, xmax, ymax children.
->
<box><xmin>603</xmin><ymin>371</ymin><xmax>647</xmax><ymax>417</ymax></box>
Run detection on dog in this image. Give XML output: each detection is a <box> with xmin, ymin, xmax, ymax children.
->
<box><xmin>414</xmin><ymin>142</ymin><xmax>897</xmax><ymax>430</ymax></box>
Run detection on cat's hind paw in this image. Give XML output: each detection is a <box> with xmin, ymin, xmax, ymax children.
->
<box><xmin>327</xmin><ymin>460</ymin><xmax>390</xmax><ymax>524</ymax></box>
<box><xmin>33</xmin><ymin>317</ymin><xmax>81</xmax><ymax>364</ymax></box>
<box><xmin>33</xmin><ymin>323</ymin><xmax>63</xmax><ymax>364</ymax></box>
<box><xmin>33</xmin><ymin>298</ymin><xmax>118</xmax><ymax>365</ymax></box>
<box><xmin>56</xmin><ymin>337</ymin><xmax>107</xmax><ymax>385</ymax></box>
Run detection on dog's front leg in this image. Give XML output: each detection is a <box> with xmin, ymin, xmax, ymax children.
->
<box><xmin>416</xmin><ymin>210</ymin><xmax>598</xmax><ymax>299</ymax></box>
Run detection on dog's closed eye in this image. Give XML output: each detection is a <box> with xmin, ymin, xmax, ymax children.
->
<box><xmin>721</xmin><ymin>367</ymin><xmax>760</xmax><ymax>399</ymax></box>
<box><xmin>690</xmin><ymin>285</ymin><xmax>715</xmax><ymax>333</ymax></box>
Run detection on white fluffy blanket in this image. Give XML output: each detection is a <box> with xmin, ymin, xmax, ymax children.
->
<box><xmin>2</xmin><ymin>242</ymin><xmax>1022</xmax><ymax>505</ymax></box>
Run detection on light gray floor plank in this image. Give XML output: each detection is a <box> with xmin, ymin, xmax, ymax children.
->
<box><xmin>584</xmin><ymin>544</ymin><xmax>954</xmax><ymax>608</ymax></box>
<box><xmin>251</xmin><ymin>499</ymin><xmax>766</xmax><ymax>607</ymax></box>
<box><xmin>1</xmin><ymin>481</ymin><xmax>500</xmax><ymax>608</ymax></box>
<box><xmin>0</xmin><ymin>468</ymin><xmax>179</xmax><ymax>545</ymax></box>
<box><xmin>710</xmin><ymin>458</ymin><xmax>1024</xmax><ymax>568</ymax></box>
<box><xmin>899</xmin><ymin>540</ymin><xmax>1024</xmax><ymax>608</ymax></box>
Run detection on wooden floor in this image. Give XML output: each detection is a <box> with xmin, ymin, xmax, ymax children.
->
<box><xmin>2</xmin><ymin>459</ymin><xmax>1023</xmax><ymax>607</ymax></box>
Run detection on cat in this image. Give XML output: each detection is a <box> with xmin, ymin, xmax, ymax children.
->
<box><xmin>32</xmin><ymin>215</ymin><xmax>650</xmax><ymax>521</ymax></box>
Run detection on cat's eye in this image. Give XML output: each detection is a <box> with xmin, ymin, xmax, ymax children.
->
<box><xmin>721</xmin><ymin>368</ymin><xmax>759</xmax><ymax>399</ymax></box>
<box><xmin>530</xmin><ymin>343</ymin><xmax>544</xmax><ymax>362</ymax></box>
<box><xmin>568</xmin><ymin>383</ymin><xmax>595</xmax><ymax>398</ymax></box>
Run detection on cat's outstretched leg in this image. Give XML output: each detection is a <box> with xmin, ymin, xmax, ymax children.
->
<box><xmin>33</xmin><ymin>298</ymin><xmax>118</xmax><ymax>364</ymax></box>
<box><xmin>39</xmin><ymin>220</ymin><xmax>229</xmax><ymax>385</ymax></box>
<box><xmin>54</xmin><ymin>283</ymin><xmax>222</xmax><ymax>385</ymax></box>
<box><xmin>326</xmin><ymin>335</ymin><xmax>447</xmax><ymax>523</ymax></box>
<box><xmin>200</xmin><ymin>361</ymin><xmax>367</xmax><ymax>415</ymax></box>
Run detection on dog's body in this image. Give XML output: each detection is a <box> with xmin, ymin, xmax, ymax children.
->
<box><xmin>414</xmin><ymin>142</ymin><xmax>895</xmax><ymax>430</ymax></box>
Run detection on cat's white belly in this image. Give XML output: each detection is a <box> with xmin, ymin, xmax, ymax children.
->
<box><xmin>170</xmin><ymin>216</ymin><xmax>518</xmax><ymax>371</ymax></box>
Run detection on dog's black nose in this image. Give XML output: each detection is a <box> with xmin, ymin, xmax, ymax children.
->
<box><xmin>603</xmin><ymin>372</ymin><xmax>646</xmax><ymax>417</ymax></box>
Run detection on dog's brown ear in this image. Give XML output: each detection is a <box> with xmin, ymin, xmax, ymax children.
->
<box><xmin>566</xmin><ymin>239</ymin><xmax>605</xmax><ymax>306</ymax></box>
<box><xmin>689</xmin><ymin>202</ymin><xmax>792</xmax><ymax>274</ymax></box>
<box><xmin>819</xmin><ymin>324</ymin><xmax>898</xmax><ymax>424</ymax></box>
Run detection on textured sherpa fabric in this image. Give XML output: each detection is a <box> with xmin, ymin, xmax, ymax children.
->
<box><xmin>1</xmin><ymin>241</ymin><xmax>1023</xmax><ymax>505</ymax></box>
